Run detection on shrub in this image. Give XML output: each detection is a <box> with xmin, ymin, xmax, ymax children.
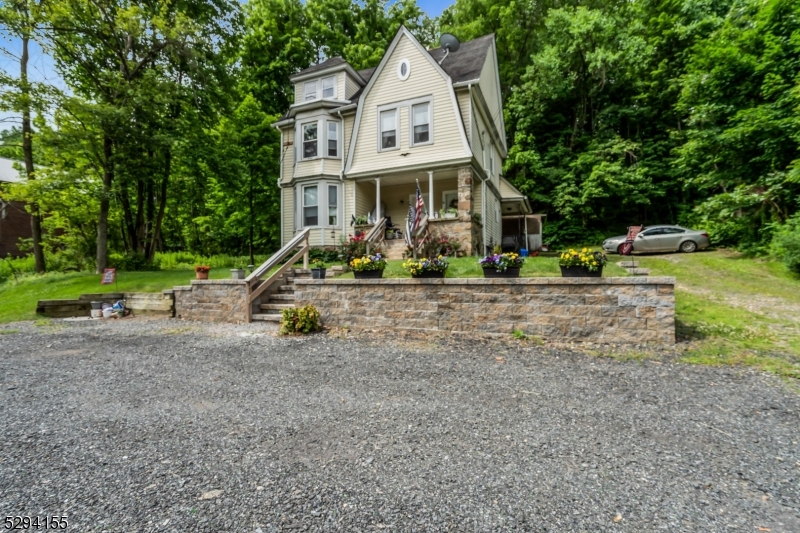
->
<box><xmin>110</xmin><ymin>252</ymin><xmax>160</xmax><ymax>271</ymax></box>
<box><xmin>280</xmin><ymin>305</ymin><xmax>321</xmax><ymax>335</ymax></box>
<box><xmin>771</xmin><ymin>215</ymin><xmax>800</xmax><ymax>275</ymax></box>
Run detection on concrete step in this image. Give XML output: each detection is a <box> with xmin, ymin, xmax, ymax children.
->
<box><xmin>277</xmin><ymin>285</ymin><xmax>295</xmax><ymax>291</ymax></box>
<box><xmin>625</xmin><ymin>268</ymin><xmax>651</xmax><ymax>275</ymax></box>
<box><xmin>617</xmin><ymin>261</ymin><xmax>639</xmax><ymax>268</ymax></box>
<box><xmin>260</xmin><ymin>303</ymin><xmax>294</xmax><ymax>311</ymax></box>
<box><xmin>382</xmin><ymin>239</ymin><xmax>408</xmax><ymax>260</ymax></box>
<box><xmin>252</xmin><ymin>313</ymin><xmax>281</xmax><ymax>322</ymax></box>
<box><xmin>269</xmin><ymin>293</ymin><xmax>295</xmax><ymax>301</ymax></box>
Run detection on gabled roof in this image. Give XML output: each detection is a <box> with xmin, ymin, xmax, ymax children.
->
<box><xmin>289</xmin><ymin>56</ymin><xmax>348</xmax><ymax>80</ymax></box>
<box><xmin>428</xmin><ymin>33</ymin><xmax>495</xmax><ymax>84</ymax></box>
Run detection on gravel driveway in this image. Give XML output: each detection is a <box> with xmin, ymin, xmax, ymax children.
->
<box><xmin>0</xmin><ymin>319</ymin><xmax>798</xmax><ymax>532</ymax></box>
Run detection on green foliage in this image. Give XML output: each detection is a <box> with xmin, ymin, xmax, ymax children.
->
<box><xmin>109</xmin><ymin>252</ymin><xmax>160</xmax><ymax>272</ymax></box>
<box><xmin>280</xmin><ymin>305</ymin><xmax>321</xmax><ymax>335</ymax></box>
<box><xmin>771</xmin><ymin>215</ymin><xmax>800</xmax><ymax>274</ymax></box>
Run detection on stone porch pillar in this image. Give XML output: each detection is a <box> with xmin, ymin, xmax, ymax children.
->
<box><xmin>457</xmin><ymin>167</ymin><xmax>473</xmax><ymax>220</ymax></box>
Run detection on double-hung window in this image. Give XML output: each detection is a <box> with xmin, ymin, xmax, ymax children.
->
<box><xmin>412</xmin><ymin>102</ymin><xmax>430</xmax><ymax>145</ymax></box>
<box><xmin>328</xmin><ymin>184</ymin><xmax>338</xmax><ymax>226</ymax></box>
<box><xmin>380</xmin><ymin>109</ymin><xmax>397</xmax><ymax>150</ymax></box>
<box><xmin>321</xmin><ymin>76</ymin><xmax>335</xmax><ymax>98</ymax></box>
<box><xmin>303</xmin><ymin>185</ymin><xmax>318</xmax><ymax>226</ymax></box>
<box><xmin>327</xmin><ymin>121</ymin><xmax>338</xmax><ymax>157</ymax></box>
<box><xmin>302</xmin><ymin>123</ymin><xmax>318</xmax><ymax>159</ymax></box>
<box><xmin>303</xmin><ymin>81</ymin><xmax>317</xmax><ymax>101</ymax></box>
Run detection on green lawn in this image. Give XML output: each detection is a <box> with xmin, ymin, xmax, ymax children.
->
<box><xmin>631</xmin><ymin>250</ymin><xmax>800</xmax><ymax>379</ymax></box>
<box><xmin>0</xmin><ymin>269</ymin><xmax>231</xmax><ymax>324</ymax></box>
<box><xmin>2</xmin><ymin>250</ymin><xmax>799</xmax><ymax>381</ymax></box>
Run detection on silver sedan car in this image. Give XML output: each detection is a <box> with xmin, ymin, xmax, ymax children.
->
<box><xmin>602</xmin><ymin>225</ymin><xmax>711</xmax><ymax>254</ymax></box>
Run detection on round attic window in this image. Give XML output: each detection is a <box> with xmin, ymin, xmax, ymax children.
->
<box><xmin>397</xmin><ymin>59</ymin><xmax>410</xmax><ymax>81</ymax></box>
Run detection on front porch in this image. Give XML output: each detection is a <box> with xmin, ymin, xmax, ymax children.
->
<box><xmin>348</xmin><ymin>167</ymin><xmax>483</xmax><ymax>257</ymax></box>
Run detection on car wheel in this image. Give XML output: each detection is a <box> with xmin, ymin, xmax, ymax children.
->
<box><xmin>680</xmin><ymin>240</ymin><xmax>697</xmax><ymax>253</ymax></box>
<box><xmin>617</xmin><ymin>244</ymin><xmax>627</xmax><ymax>255</ymax></box>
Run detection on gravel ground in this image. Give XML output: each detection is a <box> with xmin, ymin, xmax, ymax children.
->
<box><xmin>0</xmin><ymin>318</ymin><xmax>798</xmax><ymax>533</ymax></box>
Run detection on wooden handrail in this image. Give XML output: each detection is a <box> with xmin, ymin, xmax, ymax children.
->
<box><xmin>365</xmin><ymin>217</ymin><xmax>386</xmax><ymax>255</ymax></box>
<box><xmin>246</xmin><ymin>228</ymin><xmax>310</xmax><ymax>283</ymax></box>
<box><xmin>245</xmin><ymin>228</ymin><xmax>310</xmax><ymax>322</ymax></box>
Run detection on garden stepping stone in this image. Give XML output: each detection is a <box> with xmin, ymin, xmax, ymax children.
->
<box><xmin>617</xmin><ymin>261</ymin><xmax>639</xmax><ymax>268</ymax></box>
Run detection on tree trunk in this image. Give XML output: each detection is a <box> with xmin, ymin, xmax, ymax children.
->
<box><xmin>147</xmin><ymin>148</ymin><xmax>170</xmax><ymax>261</ymax></box>
<box><xmin>20</xmin><ymin>35</ymin><xmax>46</xmax><ymax>273</ymax></box>
<box><xmin>96</xmin><ymin>135</ymin><xmax>113</xmax><ymax>273</ymax></box>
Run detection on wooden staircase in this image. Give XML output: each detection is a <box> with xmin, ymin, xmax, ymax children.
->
<box><xmin>251</xmin><ymin>268</ymin><xmax>310</xmax><ymax>324</ymax></box>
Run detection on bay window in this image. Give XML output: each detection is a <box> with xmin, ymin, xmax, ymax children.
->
<box><xmin>299</xmin><ymin>182</ymin><xmax>340</xmax><ymax>228</ymax></box>
<box><xmin>327</xmin><ymin>121</ymin><xmax>338</xmax><ymax>157</ymax></box>
<box><xmin>303</xmin><ymin>185</ymin><xmax>318</xmax><ymax>226</ymax></box>
<box><xmin>302</xmin><ymin>123</ymin><xmax>318</xmax><ymax>159</ymax></box>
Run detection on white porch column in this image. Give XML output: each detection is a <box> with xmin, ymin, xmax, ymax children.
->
<box><xmin>375</xmin><ymin>177</ymin><xmax>381</xmax><ymax>220</ymax></box>
<box><xmin>428</xmin><ymin>171</ymin><xmax>434</xmax><ymax>216</ymax></box>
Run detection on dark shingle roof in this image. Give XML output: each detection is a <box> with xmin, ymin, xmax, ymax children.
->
<box><xmin>427</xmin><ymin>34</ymin><xmax>494</xmax><ymax>84</ymax></box>
<box><xmin>290</xmin><ymin>56</ymin><xmax>348</xmax><ymax>79</ymax></box>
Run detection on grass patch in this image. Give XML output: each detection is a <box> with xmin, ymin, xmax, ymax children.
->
<box><xmin>0</xmin><ymin>269</ymin><xmax>231</xmax><ymax>324</ymax></box>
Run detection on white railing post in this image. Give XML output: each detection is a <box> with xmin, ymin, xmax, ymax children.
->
<box><xmin>303</xmin><ymin>234</ymin><xmax>309</xmax><ymax>269</ymax></box>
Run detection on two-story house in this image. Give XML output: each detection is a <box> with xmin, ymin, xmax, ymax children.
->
<box><xmin>273</xmin><ymin>26</ymin><xmax>534</xmax><ymax>257</ymax></box>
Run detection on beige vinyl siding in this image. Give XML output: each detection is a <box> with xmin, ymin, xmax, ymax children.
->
<box><xmin>342</xmin><ymin>114</ymin><xmax>354</xmax><ymax>163</ymax></box>
<box><xmin>484</xmin><ymin>187</ymin><xmax>502</xmax><ymax>248</ymax></box>
<box><xmin>345</xmin><ymin>73</ymin><xmax>360</xmax><ymax>99</ymax></box>
<box><xmin>281</xmin><ymin>128</ymin><xmax>295</xmax><ymax>185</ymax></box>
<box><xmin>295</xmin><ymin>158</ymin><xmax>323</xmax><ymax>178</ymax></box>
<box><xmin>348</xmin><ymin>34</ymin><xmax>470</xmax><ymax>175</ymax></box>
<box><xmin>355</xmin><ymin>181</ymin><xmax>373</xmax><ymax>219</ymax></box>
<box><xmin>499</xmin><ymin>177</ymin><xmax>523</xmax><ymax>199</ymax></box>
<box><xmin>473</xmin><ymin>180</ymin><xmax>482</xmax><ymax>215</ymax></box>
<box><xmin>478</xmin><ymin>49</ymin><xmax>505</xmax><ymax>151</ymax></box>
<box><xmin>456</xmin><ymin>89</ymin><xmax>470</xmax><ymax>141</ymax></box>
<box><xmin>282</xmin><ymin>186</ymin><xmax>295</xmax><ymax>245</ymax></box>
<box><xmin>471</xmin><ymin>101</ymin><xmax>486</xmax><ymax>169</ymax></box>
<box><xmin>344</xmin><ymin>180</ymin><xmax>355</xmax><ymax>233</ymax></box>
<box><xmin>336</xmin><ymin>72</ymin><xmax>345</xmax><ymax>100</ymax></box>
<box><xmin>294</xmin><ymin>83</ymin><xmax>302</xmax><ymax>104</ymax></box>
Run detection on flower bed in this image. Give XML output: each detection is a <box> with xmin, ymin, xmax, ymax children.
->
<box><xmin>402</xmin><ymin>256</ymin><xmax>449</xmax><ymax>278</ymax></box>
<box><xmin>558</xmin><ymin>248</ymin><xmax>607</xmax><ymax>277</ymax></box>
<box><xmin>479</xmin><ymin>252</ymin><xmax>524</xmax><ymax>277</ymax></box>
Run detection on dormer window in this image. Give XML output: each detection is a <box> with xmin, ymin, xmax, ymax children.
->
<box><xmin>322</xmin><ymin>76</ymin><xmax>335</xmax><ymax>98</ymax></box>
<box><xmin>303</xmin><ymin>81</ymin><xmax>316</xmax><ymax>101</ymax></box>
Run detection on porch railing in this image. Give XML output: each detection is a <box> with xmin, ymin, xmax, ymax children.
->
<box><xmin>364</xmin><ymin>217</ymin><xmax>386</xmax><ymax>255</ymax></box>
<box><xmin>244</xmin><ymin>228</ymin><xmax>310</xmax><ymax>322</ymax></box>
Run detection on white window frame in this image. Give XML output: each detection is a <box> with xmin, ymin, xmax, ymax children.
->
<box><xmin>301</xmin><ymin>121</ymin><xmax>319</xmax><ymax>160</ymax></box>
<box><xmin>302</xmin><ymin>184</ymin><xmax>319</xmax><ymax>227</ymax></box>
<box><xmin>327</xmin><ymin>183</ymin><xmax>339</xmax><ymax>226</ymax></box>
<box><xmin>327</xmin><ymin>121</ymin><xmax>339</xmax><ymax>158</ymax></box>
<box><xmin>321</xmin><ymin>76</ymin><xmax>336</xmax><ymax>99</ymax></box>
<box><xmin>303</xmin><ymin>81</ymin><xmax>317</xmax><ymax>101</ymax></box>
<box><xmin>442</xmin><ymin>190</ymin><xmax>458</xmax><ymax>211</ymax></box>
<box><xmin>410</xmin><ymin>101</ymin><xmax>433</xmax><ymax>147</ymax></box>
<box><xmin>298</xmin><ymin>181</ymin><xmax>341</xmax><ymax>228</ymax></box>
<box><xmin>378</xmin><ymin>107</ymin><xmax>399</xmax><ymax>152</ymax></box>
<box><xmin>397</xmin><ymin>58</ymin><xmax>411</xmax><ymax>81</ymax></box>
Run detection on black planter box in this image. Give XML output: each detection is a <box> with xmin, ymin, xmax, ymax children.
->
<box><xmin>482</xmin><ymin>267</ymin><xmax>521</xmax><ymax>278</ymax></box>
<box><xmin>411</xmin><ymin>271</ymin><xmax>445</xmax><ymax>279</ymax></box>
<box><xmin>560</xmin><ymin>266</ymin><xmax>603</xmax><ymax>278</ymax></box>
<box><xmin>311</xmin><ymin>268</ymin><xmax>326</xmax><ymax>280</ymax></box>
<box><xmin>353</xmin><ymin>269</ymin><xmax>384</xmax><ymax>279</ymax></box>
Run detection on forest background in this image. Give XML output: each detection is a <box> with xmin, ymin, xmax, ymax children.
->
<box><xmin>1</xmin><ymin>0</ymin><xmax>799</xmax><ymax>276</ymax></box>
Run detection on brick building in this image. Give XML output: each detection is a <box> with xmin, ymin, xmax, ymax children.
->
<box><xmin>0</xmin><ymin>157</ymin><xmax>32</xmax><ymax>258</ymax></box>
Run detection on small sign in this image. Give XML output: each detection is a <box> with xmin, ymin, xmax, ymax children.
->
<box><xmin>101</xmin><ymin>268</ymin><xmax>116</xmax><ymax>285</ymax></box>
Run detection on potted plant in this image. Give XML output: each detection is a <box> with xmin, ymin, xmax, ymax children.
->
<box><xmin>402</xmin><ymin>255</ymin><xmax>449</xmax><ymax>278</ymax></box>
<box><xmin>444</xmin><ymin>207</ymin><xmax>458</xmax><ymax>219</ymax></box>
<box><xmin>195</xmin><ymin>265</ymin><xmax>211</xmax><ymax>280</ymax></box>
<box><xmin>558</xmin><ymin>248</ymin><xmax>607</xmax><ymax>277</ymax></box>
<box><xmin>310</xmin><ymin>258</ymin><xmax>327</xmax><ymax>279</ymax></box>
<box><xmin>230</xmin><ymin>262</ymin><xmax>246</xmax><ymax>280</ymax></box>
<box><xmin>479</xmin><ymin>252</ymin><xmax>524</xmax><ymax>278</ymax></box>
<box><xmin>350</xmin><ymin>253</ymin><xmax>387</xmax><ymax>279</ymax></box>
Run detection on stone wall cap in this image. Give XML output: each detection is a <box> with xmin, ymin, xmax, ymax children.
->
<box><xmin>162</xmin><ymin>289</ymin><xmax>175</xmax><ymax>295</ymax></box>
<box><xmin>190</xmin><ymin>279</ymin><xmax>247</xmax><ymax>285</ymax></box>
<box><xmin>294</xmin><ymin>276</ymin><xmax>675</xmax><ymax>285</ymax></box>
<box><xmin>172</xmin><ymin>285</ymin><xmax>193</xmax><ymax>291</ymax></box>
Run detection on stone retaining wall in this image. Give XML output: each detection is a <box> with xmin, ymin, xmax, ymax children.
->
<box><xmin>173</xmin><ymin>279</ymin><xmax>249</xmax><ymax>323</ymax></box>
<box><xmin>294</xmin><ymin>277</ymin><xmax>676</xmax><ymax>344</ymax></box>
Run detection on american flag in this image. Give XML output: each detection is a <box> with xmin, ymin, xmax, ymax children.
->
<box><xmin>406</xmin><ymin>182</ymin><xmax>426</xmax><ymax>246</ymax></box>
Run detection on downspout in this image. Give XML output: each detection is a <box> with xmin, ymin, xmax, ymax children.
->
<box><xmin>337</xmin><ymin>109</ymin><xmax>346</xmax><ymax>241</ymax></box>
